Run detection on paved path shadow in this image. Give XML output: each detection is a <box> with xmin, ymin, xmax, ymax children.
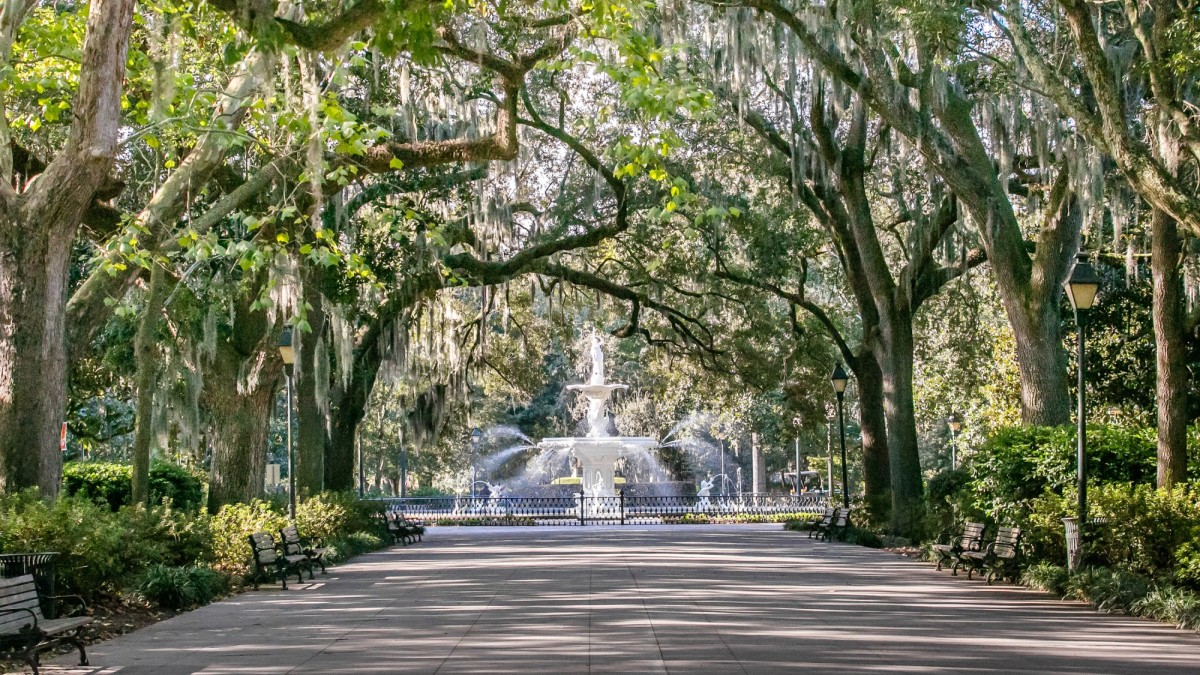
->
<box><xmin>37</xmin><ymin>524</ymin><xmax>1200</xmax><ymax>674</ymax></box>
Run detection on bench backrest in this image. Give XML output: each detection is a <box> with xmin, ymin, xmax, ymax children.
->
<box><xmin>993</xmin><ymin>527</ymin><xmax>1022</xmax><ymax>559</ymax></box>
<box><xmin>962</xmin><ymin>522</ymin><xmax>986</xmax><ymax>547</ymax></box>
<box><xmin>248</xmin><ymin>532</ymin><xmax>279</xmax><ymax>565</ymax></box>
<box><xmin>834</xmin><ymin>508</ymin><xmax>852</xmax><ymax>527</ymax></box>
<box><xmin>279</xmin><ymin>525</ymin><xmax>303</xmax><ymax>556</ymax></box>
<box><xmin>0</xmin><ymin>574</ymin><xmax>43</xmax><ymax>635</ymax></box>
<box><xmin>818</xmin><ymin>508</ymin><xmax>836</xmax><ymax>527</ymax></box>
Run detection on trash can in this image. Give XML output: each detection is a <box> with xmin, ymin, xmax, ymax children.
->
<box><xmin>0</xmin><ymin>552</ymin><xmax>59</xmax><ymax>618</ymax></box>
<box><xmin>1062</xmin><ymin>518</ymin><xmax>1081</xmax><ymax>571</ymax></box>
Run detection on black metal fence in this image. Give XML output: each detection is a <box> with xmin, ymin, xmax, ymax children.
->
<box><xmin>377</xmin><ymin>493</ymin><xmax>827</xmax><ymax>526</ymax></box>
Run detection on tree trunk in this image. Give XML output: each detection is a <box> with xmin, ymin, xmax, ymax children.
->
<box><xmin>204</xmin><ymin>359</ymin><xmax>276</xmax><ymax>511</ymax></box>
<box><xmin>325</xmin><ymin>342</ymin><xmax>382</xmax><ymax>491</ymax></box>
<box><xmin>202</xmin><ymin>289</ymin><xmax>281</xmax><ymax>511</ymax></box>
<box><xmin>874</xmin><ymin>311</ymin><xmax>924</xmax><ymax>533</ymax></box>
<box><xmin>0</xmin><ymin>0</ymin><xmax>136</xmax><ymax>496</ymax></box>
<box><xmin>854</xmin><ymin>351</ymin><xmax>891</xmax><ymax>521</ymax></box>
<box><xmin>295</xmin><ymin>287</ymin><xmax>328</xmax><ymax>496</ymax></box>
<box><xmin>1152</xmin><ymin>209</ymin><xmax>1189</xmax><ymax>487</ymax></box>
<box><xmin>130</xmin><ymin>266</ymin><xmax>168</xmax><ymax>504</ymax></box>
<box><xmin>0</xmin><ymin>229</ymin><xmax>73</xmax><ymax>495</ymax></box>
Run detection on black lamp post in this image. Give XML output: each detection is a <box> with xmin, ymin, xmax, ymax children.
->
<box><xmin>470</xmin><ymin>428</ymin><xmax>482</xmax><ymax>501</ymax></box>
<box><xmin>947</xmin><ymin>413</ymin><xmax>963</xmax><ymax>469</ymax></box>
<box><xmin>277</xmin><ymin>327</ymin><xmax>297</xmax><ymax>520</ymax></box>
<box><xmin>831</xmin><ymin>363</ymin><xmax>850</xmax><ymax>509</ymax></box>
<box><xmin>1064</xmin><ymin>257</ymin><xmax>1101</xmax><ymax>566</ymax></box>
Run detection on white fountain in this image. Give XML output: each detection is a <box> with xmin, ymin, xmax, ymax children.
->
<box><xmin>539</xmin><ymin>331</ymin><xmax>658</xmax><ymax>498</ymax></box>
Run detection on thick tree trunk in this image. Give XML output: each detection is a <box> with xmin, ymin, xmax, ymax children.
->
<box><xmin>325</xmin><ymin>342</ymin><xmax>381</xmax><ymax>491</ymax></box>
<box><xmin>203</xmin><ymin>360</ymin><xmax>276</xmax><ymax>511</ymax></box>
<box><xmin>130</xmin><ymin>266</ymin><xmax>168</xmax><ymax>504</ymax></box>
<box><xmin>295</xmin><ymin>288</ymin><xmax>328</xmax><ymax>496</ymax></box>
<box><xmin>0</xmin><ymin>229</ymin><xmax>73</xmax><ymax>495</ymax></box>
<box><xmin>1152</xmin><ymin>209</ymin><xmax>1189</xmax><ymax>487</ymax></box>
<box><xmin>854</xmin><ymin>351</ymin><xmax>891</xmax><ymax>521</ymax></box>
<box><xmin>202</xmin><ymin>290</ymin><xmax>281</xmax><ymax>511</ymax></box>
<box><xmin>874</xmin><ymin>312</ymin><xmax>924</xmax><ymax>533</ymax></box>
<box><xmin>0</xmin><ymin>0</ymin><xmax>135</xmax><ymax>496</ymax></box>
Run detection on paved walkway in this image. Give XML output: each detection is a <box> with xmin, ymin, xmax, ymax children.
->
<box><xmin>38</xmin><ymin>524</ymin><xmax>1200</xmax><ymax>674</ymax></box>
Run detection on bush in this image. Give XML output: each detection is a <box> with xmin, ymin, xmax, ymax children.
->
<box><xmin>970</xmin><ymin>425</ymin><xmax>1156</xmax><ymax>523</ymax></box>
<box><xmin>843</xmin><ymin>527</ymin><xmax>883</xmax><ymax>548</ymax></box>
<box><xmin>0</xmin><ymin>491</ymin><xmax>131</xmax><ymax>599</ymax></box>
<box><xmin>1133</xmin><ymin>586</ymin><xmax>1200</xmax><ymax>631</ymax></box>
<box><xmin>1065</xmin><ymin>566</ymin><xmax>1153</xmax><ymax>614</ymax></box>
<box><xmin>323</xmin><ymin>531</ymin><xmax>385</xmax><ymax>563</ymax></box>
<box><xmin>209</xmin><ymin>500</ymin><xmax>288</xmax><ymax>576</ymax></box>
<box><xmin>138</xmin><ymin>564</ymin><xmax>226</xmax><ymax>610</ymax></box>
<box><xmin>1022</xmin><ymin>562</ymin><xmax>1070</xmax><ymax>596</ymax></box>
<box><xmin>62</xmin><ymin>461</ymin><xmax>205</xmax><ymax>511</ymax></box>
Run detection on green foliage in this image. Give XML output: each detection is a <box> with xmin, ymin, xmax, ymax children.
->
<box><xmin>1065</xmin><ymin>567</ymin><xmax>1154</xmax><ymax>614</ymax></box>
<box><xmin>968</xmin><ymin>425</ymin><xmax>1156</xmax><ymax>522</ymax></box>
<box><xmin>843</xmin><ymin>527</ymin><xmax>884</xmax><ymax>548</ymax></box>
<box><xmin>138</xmin><ymin>564</ymin><xmax>226</xmax><ymax>610</ymax></box>
<box><xmin>322</xmin><ymin>531</ymin><xmax>385</xmax><ymax>563</ymax></box>
<box><xmin>62</xmin><ymin>461</ymin><xmax>205</xmax><ymax>511</ymax></box>
<box><xmin>208</xmin><ymin>500</ymin><xmax>288</xmax><ymax>576</ymax></box>
<box><xmin>1133</xmin><ymin>586</ymin><xmax>1200</xmax><ymax>631</ymax></box>
<box><xmin>1022</xmin><ymin>562</ymin><xmax>1071</xmax><ymax>596</ymax></box>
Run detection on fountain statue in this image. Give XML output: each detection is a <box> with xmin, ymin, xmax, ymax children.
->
<box><xmin>696</xmin><ymin>476</ymin><xmax>714</xmax><ymax>511</ymax></box>
<box><xmin>540</xmin><ymin>330</ymin><xmax>658</xmax><ymax>501</ymax></box>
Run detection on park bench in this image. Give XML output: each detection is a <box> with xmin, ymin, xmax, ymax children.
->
<box><xmin>386</xmin><ymin>512</ymin><xmax>425</xmax><ymax>545</ymax></box>
<box><xmin>247</xmin><ymin>532</ymin><xmax>306</xmax><ymax>590</ymax></box>
<box><xmin>932</xmin><ymin>521</ymin><xmax>986</xmax><ymax>574</ymax></box>
<box><xmin>280</xmin><ymin>525</ymin><xmax>329</xmax><ymax>578</ymax></box>
<box><xmin>818</xmin><ymin>507</ymin><xmax>852</xmax><ymax>541</ymax></box>
<box><xmin>961</xmin><ymin>526</ymin><xmax>1023</xmax><ymax>584</ymax></box>
<box><xmin>807</xmin><ymin>507</ymin><xmax>836</xmax><ymax>539</ymax></box>
<box><xmin>0</xmin><ymin>574</ymin><xmax>90</xmax><ymax>675</ymax></box>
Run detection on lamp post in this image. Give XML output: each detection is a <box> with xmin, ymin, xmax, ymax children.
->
<box><xmin>831</xmin><ymin>363</ymin><xmax>850</xmax><ymax>509</ymax></box>
<box><xmin>277</xmin><ymin>327</ymin><xmax>297</xmax><ymax>521</ymax></box>
<box><xmin>947</xmin><ymin>413</ymin><xmax>962</xmax><ymax>469</ymax></box>
<box><xmin>470</xmin><ymin>428</ymin><xmax>482</xmax><ymax>501</ymax></box>
<box><xmin>1064</xmin><ymin>257</ymin><xmax>1102</xmax><ymax>568</ymax></box>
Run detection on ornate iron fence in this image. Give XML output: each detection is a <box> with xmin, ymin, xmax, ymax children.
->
<box><xmin>377</xmin><ymin>493</ymin><xmax>827</xmax><ymax>526</ymax></box>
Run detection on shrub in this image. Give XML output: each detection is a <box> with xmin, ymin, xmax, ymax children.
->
<box><xmin>970</xmin><ymin>426</ymin><xmax>1156</xmax><ymax>522</ymax></box>
<box><xmin>323</xmin><ymin>531</ymin><xmax>385</xmax><ymax>563</ymax></box>
<box><xmin>843</xmin><ymin>527</ymin><xmax>883</xmax><ymax>548</ymax></box>
<box><xmin>1065</xmin><ymin>567</ymin><xmax>1153</xmax><ymax>614</ymax></box>
<box><xmin>1088</xmin><ymin>483</ymin><xmax>1200</xmax><ymax>583</ymax></box>
<box><xmin>209</xmin><ymin>500</ymin><xmax>288</xmax><ymax>576</ymax></box>
<box><xmin>62</xmin><ymin>461</ymin><xmax>205</xmax><ymax>511</ymax></box>
<box><xmin>1133</xmin><ymin>586</ymin><xmax>1200</xmax><ymax>631</ymax></box>
<box><xmin>122</xmin><ymin>502</ymin><xmax>213</xmax><ymax>568</ymax></box>
<box><xmin>296</xmin><ymin>494</ymin><xmax>351</xmax><ymax>543</ymax></box>
<box><xmin>139</xmin><ymin>564</ymin><xmax>226</xmax><ymax>610</ymax></box>
<box><xmin>1022</xmin><ymin>562</ymin><xmax>1070</xmax><ymax>596</ymax></box>
<box><xmin>0</xmin><ymin>491</ymin><xmax>130</xmax><ymax>599</ymax></box>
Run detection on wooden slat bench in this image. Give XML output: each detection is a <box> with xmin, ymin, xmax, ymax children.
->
<box><xmin>386</xmin><ymin>512</ymin><xmax>424</xmax><ymax>545</ymax></box>
<box><xmin>961</xmin><ymin>526</ymin><xmax>1023</xmax><ymax>584</ymax></box>
<box><xmin>807</xmin><ymin>508</ymin><xmax>837</xmax><ymax>539</ymax></box>
<box><xmin>248</xmin><ymin>532</ymin><xmax>306</xmax><ymax>590</ymax></box>
<box><xmin>932</xmin><ymin>521</ymin><xmax>986</xmax><ymax>574</ymax></box>
<box><xmin>0</xmin><ymin>574</ymin><xmax>90</xmax><ymax>675</ymax></box>
<box><xmin>818</xmin><ymin>507</ymin><xmax>852</xmax><ymax>542</ymax></box>
<box><xmin>280</xmin><ymin>525</ymin><xmax>328</xmax><ymax>578</ymax></box>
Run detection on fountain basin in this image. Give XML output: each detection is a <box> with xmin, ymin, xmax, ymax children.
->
<box><xmin>540</xmin><ymin>436</ymin><xmax>658</xmax><ymax>496</ymax></box>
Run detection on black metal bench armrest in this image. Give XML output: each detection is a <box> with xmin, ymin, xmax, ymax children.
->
<box><xmin>0</xmin><ymin>607</ymin><xmax>39</xmax><ymax>631</ymax></box>
<box><xmin>48</xmin><ymin>594</ymin><xmax>88</xmax><ymax>616</ymax></box>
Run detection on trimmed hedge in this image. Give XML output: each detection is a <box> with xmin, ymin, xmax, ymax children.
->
<box><xmin>62</xmin><ymin>461</ymin><xmax>205</xmax><ymax>511</ymax></box>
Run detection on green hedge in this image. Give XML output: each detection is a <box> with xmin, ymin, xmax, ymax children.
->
<box><xmin>62</xmin><ymin>461</ymin><xmax>205</xmax><ymax>511</ymax></box>
<box><xmin>0</xmin><ymin>490</ymin><xmax>388</xmax><ymax>605</ymax></box>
